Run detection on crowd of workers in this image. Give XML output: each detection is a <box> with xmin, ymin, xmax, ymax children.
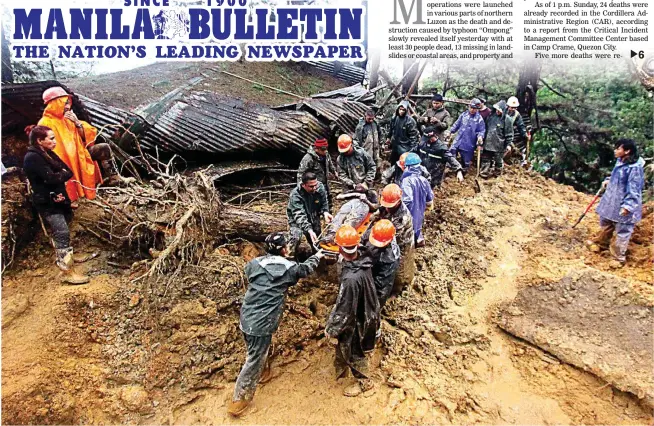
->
<box><xmin>227</xmin><ymin>95</ymin><xmax>646</xmax><ymax>416</ymax></box>
<box><xmin>12</xmin><ymin>87</ymin><xmax>644</xmax><ymax>416</ymax></box>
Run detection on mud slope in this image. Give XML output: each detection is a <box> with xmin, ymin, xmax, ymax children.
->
<box><xmin>2</xmin><ymin>167</ymin><xmax>652</xmax><ymax>424</ymax></box>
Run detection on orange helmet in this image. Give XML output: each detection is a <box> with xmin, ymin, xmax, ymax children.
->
<box><xmin>380</xmin><ymin>184</ymin><xmax>402</xmax><ymax>208</ymax></box>
<box><xmin>398</xmin><ymin>152</ymin><xmax>410</xmax><ymax>170</ymax></box>
<box><xmin>337</xmin><ymin>134</ymin><xmax>353</xmax><ymax>153</ymax></box>
<box><xmin>369</xmin><ymin>219</ymin><xmax>396</xmax><ymax>248</ymax></box>
<box><xmin>334</xmin><ymin>225</ymin><xmax>360</xmax><ymax>253</ymax></box>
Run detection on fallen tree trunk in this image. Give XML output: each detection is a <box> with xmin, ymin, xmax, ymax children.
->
<box><xmin>220</xmin><ymin>207</ymin><xmax>287</xmax><ymax>241</ymax></box>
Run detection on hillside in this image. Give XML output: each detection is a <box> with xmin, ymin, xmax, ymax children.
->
<box><xmin>2</xmin><ymin>166</ymin><xmax>652</xmax><ymax>424</ymax></box>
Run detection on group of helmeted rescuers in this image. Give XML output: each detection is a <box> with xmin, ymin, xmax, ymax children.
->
<box><xmin>228</xmin><ymin>94</ymin><xmax>541</xmax><ymax>416</ymax></box>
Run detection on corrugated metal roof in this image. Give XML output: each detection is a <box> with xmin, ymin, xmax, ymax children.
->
<box><xmin>311</xmin><ymin>83</ymin><xmax>374</xmax><ymax>103</ymax></box>
<box><xmin>138</xmin><ymin>91</ymin><xmax>328</xmax><ymax>156</ymax></box>
<box><xmin>274</xmin><ymin>98</ymin><xmax>369</xmax><ymax>135</ymax></box>
<box><xmin>304</xmin><ymin>61</ymin><xmax>366</xmax><ymax>85</ymax></box>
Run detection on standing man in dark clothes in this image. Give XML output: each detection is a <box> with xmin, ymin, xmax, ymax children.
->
<box><xmin>287</xmin><ymin>172</ymin><xmax>333</xmax><ymax>257</ymax></box>
<box><xmin>228</xmin><ymin>233</ymin><xmax>324</xmax><ymax>416</ymax></box>
<box><xmin>419</xmin><ymin>94</ymin><xmax>451</xmax><ymax>140</ymax></box>
<box><xmin>297</xmin><ymin>138</ymin><xmax>334</xmax><ymax>198</ymax></box>
<box><xmin>354</xmin><ymin>109</ymin><xmax>382</xmax><ymax>168</ymax></box>
<box><xmin>326</xmin><ymin>225</ymin><xmax>380</xmax><ymax>397</ymax></box>
<box><xmin>386</xmin><ymin>100</ymin><xmax>419</xmax><ymax>164</ymax></box>
<box><xmin>362</xmin><ymin>219</ymin><xmax>400</xmax><ymax>309</ymax></box>
<box><xmin>480</xmin><ymin>101</ymin><xmax>513</xmax><ymax>178</ymax></box>
<box><xmin>369</xmin><ymin>184</ymin><xmax>415</xmax><ymax>293</ymax></box>
<box><xmin>414</xmin><ymin>126</ymin><xmax>464</xmax><ymax>188</ymax></box>
<box><xmin>477</xmin><ymin>97</ymin><xmax>492</xmax><ymax>121</ymax></box>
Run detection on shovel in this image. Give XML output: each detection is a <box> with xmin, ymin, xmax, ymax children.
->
<box><xmin>571</xmin><ymin>187</ymin><xmax>603</xmax><ymax>229</ymax></box>
<box><xmin>474</xmin><ymin>147</ymin><xmax>483</xmax><ymax>193</ymax></box>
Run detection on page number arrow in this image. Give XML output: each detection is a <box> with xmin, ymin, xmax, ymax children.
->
<box><xmin>631</xmin><ymin>50</ymin><xmax>637</xmax><ymax>58</ymax></box>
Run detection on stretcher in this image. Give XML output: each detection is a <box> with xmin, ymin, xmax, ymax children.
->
<box><xmin>319</xmin><ymin>213</ymin><xmax>373</xmax><ymax>260</ymax></box>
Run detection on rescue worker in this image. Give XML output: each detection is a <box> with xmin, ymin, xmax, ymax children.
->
<box><xmin>297</xmin><ymin>137</ymin><xmax>333</xmax><ymax>198</ymax></box>
<box><xmin>479</xmin><ymin>101</ymin><xmax>512</xmax><ymax>178</ymax></box>
<box><xmin>325</xmin><ymin>225</ymin><xmax>379</xmax><ymax>397</ymax></box>
<box><xmin>414</xmin><ymin>126</ymin><xmax>464</xmax><ymax>188</ymax></box>
<box><xmin>38</xmin><ymin>87</ymin><xmax>124</xmax><ymax>207</ymax></box>
<box><xmin>287</xmin><ymin>172</ymin><xmax>333</xmax><ymax>257</ymax></box>
<box><xmin>386</xmin><ymin>100</ymin><xmax>419</xmax><ymax>164</ymax></box>
<box><xmin>505</xmin><ymin>96</ymin><xmax>529</xmax><ymax>148</ymax></box>
<box><xmin>448</xmin><ymin>98</ymin><xmax>486</xmax><ymax>170</ymax></box>
<box><xmin>363</xmin><ymin>219</ymin><xmax>400</xmax><ymax>309</ymax></box>
<box><xmin>381</xmin><ymin>152</ymin><xmax>431</xmax><ymax>186</ymax></box>
<box><xmin>354</xmin><ymin>109</ymin><xmax>382</xmax><ymax>168</ymax></box>
<box><xmin>477</xmin><ymin>97</ymin><xmax>492</xmax><ymax>121</ymax></box>
<box><xmin>586</xmin><ymin>139</ymin><xmax>645</xmax><ymax>267</ymax></box>
<box><xmin>400</xmin><ymin>153</ymin><xmax>434</xmax><ymax>248</ymax></box>
<box><xmin>418</xmin><ymin>94</ymin><xmax>451</xmax><ymax>140</ymax></box>
<box><xmin>228</xmin><ymin>233</ymin><xmax>324</xmax><ymax>416</ymax></box>
<box><xmin>336</xmin><ymin>134</ymin><xmax>377</xmax><ymax>200</ymax></box>
<box><xmin>370</xmin><ymin>184</ymin><xmax>415</xmax><ymax>293</ymax></box>
<box><xmin>22</xmin><ymin>125</ymin><xmax>90</xmax><ymax>285</ymax></box>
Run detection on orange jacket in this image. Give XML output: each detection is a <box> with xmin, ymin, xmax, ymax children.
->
<box><xmin>38</xmin><ymin>97</ymin><xmax>102</xmax><ymax>201</ymax></box>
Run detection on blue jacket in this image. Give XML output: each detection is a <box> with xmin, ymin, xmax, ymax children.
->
<box><xmin>450</xmin><ymin>111</ymin><xmax>486</xmax><ymax>152</ymax></box>
<box><xmin>596</xmin><ymin>157</ymin><xmax>645</xmax><ymax>224</ymax></box>
<box><xmin>400</xmin><ymin>165</ymin><xmax>434</xmax><ymax>236</ymax></box>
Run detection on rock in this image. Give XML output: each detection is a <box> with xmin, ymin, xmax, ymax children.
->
<box><xmin>129</xmin><ymin>294</ymin><xmax>141</xmax><ymax>308</ymax></box>
<box><xmin>388</xmin><ymin>388</ymin><xmax>406</xmax><ymax>409</ymax></box>
<box><xmin>120</xmin><ymin>385</ymin><xmax>150</xmax><ymax>413</ymax></box>
<box><xmin>2</xmin><ymin>293</ymin><xmax>30</xmax><ymax>328</ymax></box>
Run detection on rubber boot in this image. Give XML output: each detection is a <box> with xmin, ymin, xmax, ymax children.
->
<box><xmin>227</xmin><ymin>399</ymin><xmax>250</xmax><ymax>417</ymax></box>
<box><xmin>57</xmin><ymin>248</ymin><xmax>90</xmax><ymax>285</ymax></box>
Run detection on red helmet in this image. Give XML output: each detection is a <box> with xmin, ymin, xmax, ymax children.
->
<box><xmin>380</xmin><ymin>184</ymin><xmax>402</xmax><ymax>208</ymax></box>
<box><xmin>337</xmin><ymin>134</ymin><xmax>353</xmax><ymax>153</ymax></box>
<box><xmin>369</xmin><ymin>219</ymin><xmax>396</xmax><ymax>248</ymax></box>
<box><xmin>399</xmin><ymin>152</ymin><xmax>410</xmax><ymax>170</ymax></box>
<box><xmin>43</xmin><ymin>87</ymin><xmax>69</xmax><ymax>104</ymax></box>
<box><xmin>335</xmin><ymin>225</ymin><xmax>360</xmax><ymax>253</ymax></box>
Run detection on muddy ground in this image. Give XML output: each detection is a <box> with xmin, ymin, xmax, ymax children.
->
<box><xmin>2</xmin><ymin>166</ymin><xmax>652</xmax><ymax>424</ymax></box>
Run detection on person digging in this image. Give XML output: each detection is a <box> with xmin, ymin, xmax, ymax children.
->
<box><xmin>228</xmin><ymin>233</ymin><xmax>324</xmax><ymax>417</ymax></box>
<box><xmin>585</xmin><ymin>139</ymin><xmax>645</xmax><ymax>268</ymax></box>
<box><xmin>325</xmin><ymin>225</ymin><xmax>380</xmax><ymax>397</ymax></box>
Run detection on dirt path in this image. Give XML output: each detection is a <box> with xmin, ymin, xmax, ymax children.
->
<box><xmin>166</xmin><ymin>183</ymin><xmax>652</xmax><ymax>425</ymax></box>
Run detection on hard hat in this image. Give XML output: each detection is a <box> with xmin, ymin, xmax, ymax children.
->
<box><xmin>337</xmin><ymin>134</ymin><xmax>353</xmax><ymax>153</ymax></box>
<box><xmin>398</xmin><ymin>152</ymin><xmax>410</xmax><ymax>169</ymax></box>
<box><xmin>469</xmin><ymin>98</ymin><xmax>482</xmax><ymax>109</ymax></box>
<box><xmin>314</xmin><ymin>138</ymin><xmax>328</xmax><ymax>148</ymax></box>
<box><xmin>42</xmin><ymin>86</ymin><xmax>69</xmax><ymax>104</ymax></box>
<box><xmin>369</xmin><ymin>219</ymin><xmax>396</xmax><ymax>248</ymax></box>
<box><xmin>335</xmin><ymin>225</ymin><xmax>360</xmax><ymax>253</ymax></box>
<box><xmin>380</xmin><ymin>184</ymin><xmax>402</xmax><ymax>208</ymax></box>
<box><xmin>404</xmin><ymin>153</ymin><xmax>421</xmax><ymax>166</ymax></box>
<box><xmin>507</xmin><ymin>96</ymin><xmax>520</xmax><ymax>107</ymax></box>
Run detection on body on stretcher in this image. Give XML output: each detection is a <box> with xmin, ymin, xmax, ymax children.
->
<box><xmin>319</xmin><ymin>213</ymin><xmax>372</xmax><ymax>260</ymax></box>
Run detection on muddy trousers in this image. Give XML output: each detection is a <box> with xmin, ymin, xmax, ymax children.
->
<box><xmin>335</xmin><ymin>334</ymin><xmax>368</xmax><ymax>379</ymax></box>
<box><xmin>449</xmin><ymin>148</ymin><xmax>475</xmax><ymax>170</ymax></box>
<box><xmin>42</xmin><ymin>211</ymin><xmax>72</xmax><ymax>249</ymax></box>
<box><xmin>592</xmin><ymin>217</ymin><xmax>635</xmax><ymax>262</ymax></box>
<box><xmin>233</xmin><ymin>333</ymin><xmax>272</xmax><ymax>402</ymax></box>
<box><xmin>480</xmin><ymin>150</ymin><xmax>503</xmax><ymax>176</ymax></box>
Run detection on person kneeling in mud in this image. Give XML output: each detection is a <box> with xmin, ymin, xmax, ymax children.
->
<box><xmin>325</xmin><ymin>225</ymin><xmax>380</xmax><ymax>397</ymax></box>
<box><xmin>229</xmin><ymin>233</ymin><xmax>324</xmax><ymax>417</ymax></box>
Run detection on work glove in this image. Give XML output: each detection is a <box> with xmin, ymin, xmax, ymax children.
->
<box><xmin>323</xmin><ymin>212</ymin><xmax>333</xmax><ymax>224</ymax></box>
<box><xmin>600</xmin><ymin>179</ymin><xmax>609</xmax><ymax>192</ymax></box>
<box><xmin>477</xmin><ymin>136</ymin><xmax>484</xmax><ymax>147</ymax></box>
<box><xmin>456</xmin><ymin>170</ymin><xmax>464</xmax><ymax>183</ymax></box>
<box><xmin>315</xmin><ymin>249</ymin><xmax>325</xmax><ymax>260</ymax></box>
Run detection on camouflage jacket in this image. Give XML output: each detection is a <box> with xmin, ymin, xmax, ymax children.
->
<box><xmin>336</xmin><ymin>147</ymin><xmax>377</xmax><ymax>189</ymax></box>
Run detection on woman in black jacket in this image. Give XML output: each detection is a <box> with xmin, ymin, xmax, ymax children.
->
<box><xmin>23</xmin><ymin>125</ymin><xmax>89</xmax><ymax>284</ymax></box>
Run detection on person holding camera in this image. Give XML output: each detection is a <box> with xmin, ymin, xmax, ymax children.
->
<box><xmin>23</xmin><ymin>125</ymin><xmax>89</xmax><ymax>285</ymax></box>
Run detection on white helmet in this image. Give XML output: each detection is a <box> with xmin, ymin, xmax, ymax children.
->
<box><xmin>507</xmin><ymin>96</ymin><xmax>520</xmax><ymax>107</ymax></box>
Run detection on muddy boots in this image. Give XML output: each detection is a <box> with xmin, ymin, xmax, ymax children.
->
<box><xmin>56</xmin><ymin>247</ymin><xmax>90</xmax><ymax>285</ymax></box>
